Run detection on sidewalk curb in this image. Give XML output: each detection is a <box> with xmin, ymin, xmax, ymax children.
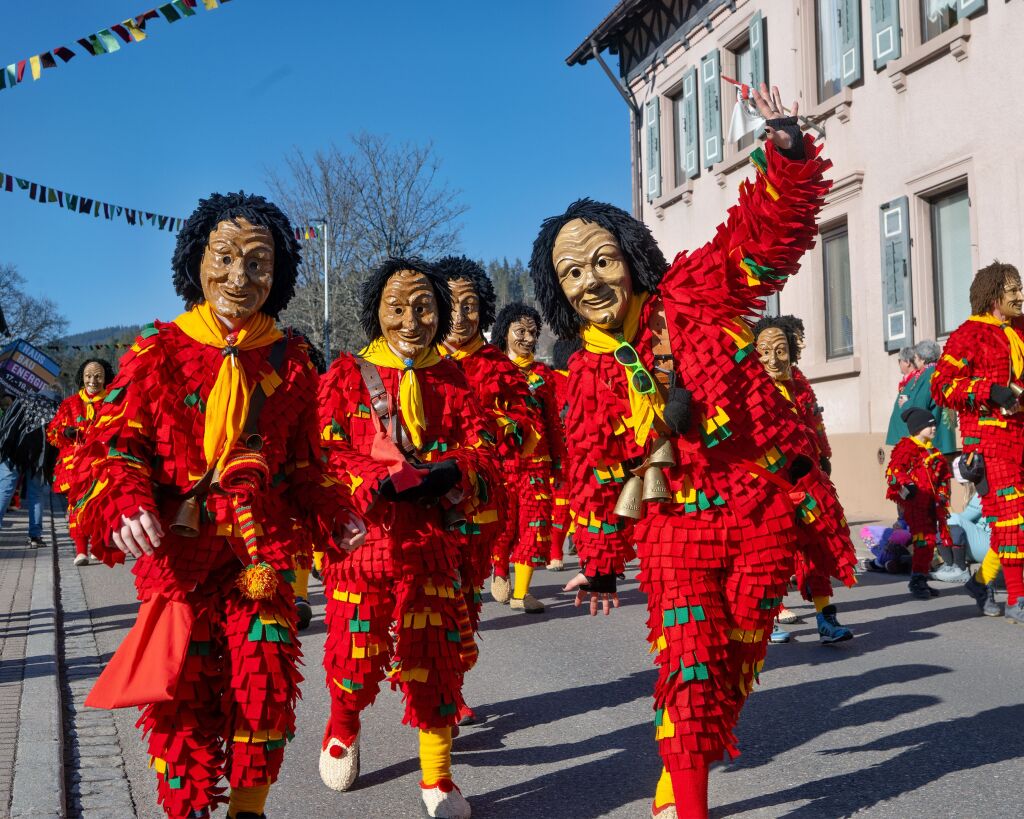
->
<box><xmin>10</xmin><ymin>510</ymin><xmax>66</xmax><ymax>818</ymax></box>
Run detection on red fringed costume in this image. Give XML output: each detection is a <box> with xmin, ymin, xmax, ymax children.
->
<box><xmin>566</xmin><ymin>139</ymin><xmax>854</xmax><ymax>777</ymax></box>
<box><xmin>46</xmin><ymin>388</ymin><xmax>106</xmax><ymax>556</ymax></box>
<box><xmin>73</xmin><ymin>322</ymin><xmax>346</xmax><ymax>818</ymax></box>
<box><xmin>885</xmin><ymin>436</ymin><xmax>951</xmax><ymax>574</ymax></box>
<box><xmin>440</xmin><ymin>341</ymin><xmax>535</xmax><ymax>595</ymax></box>
<box><xmin>932</xmin><ymin>314</ymin><xmax>1024</xmax><ymax>604</ymax></box>
<box><xmin>785</xmin><ymin>365</ymin><xmax>847</xmax><ymax>601</ymax></box>
<box><xmin>550</xmin><ymin>366</ymin><xmax>573</xmax><ymax>560</ymax></box>
<box><xmin>509</xmin><ymin>357</ymin><xmax>566</xmax><ymax>569</ymax></box>
<box><xmin>316</xmin><ymin>353</ymin><xmax>496</xmax><ymax>742</ymax></box>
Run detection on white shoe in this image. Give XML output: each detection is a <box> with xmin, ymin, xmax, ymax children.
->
<box><xmin>651</xmin><ymin>804</ymin><xmax>678</xmax><ymax>818</ymax></box>
<box><xmin>509</xmin><ymin>593</ymin><xmax>545</xmax><ymax>613</ymax></box>
<box><xmin>88</xmin><ymin>552</ymin><xmax>101</xmax><ymax>563</ymax></box>
<box><xmin>421</xmin><ymin>780</ymin><xmax>471</xmax><ymax>818</ymax></box>
<box><xmin>319</xmin><ymin>734</ymin><xmax>359</xmax><ymax>791</ymax></box>
<box><xmin>73</xmin><ymin>554</ymin><xmax>89</xmax><ymax>567</ymax></box>
<box><xmin>776</xmin><ymin>606</ymin><xmax>800</xmax><ymax>624</ymax></box>
<box><xmin>490</xmin><ymin>575</ymin><xmax>511</xmax><ymax>604</ymax></box>
<box><xmin>929</xmin><ymin>565</ymin><xmax>971</xmax><ymax>584</ymax></box>
<box><xmin>546</xmin><ymin>559</ymin><xmax>565</xmax><ymax>571</ymax></box>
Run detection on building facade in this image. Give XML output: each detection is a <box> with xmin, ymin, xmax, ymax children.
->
<box><xmin>569</xmin><ymin>0</ymin><xmax>1024</xmax><ymax>515</ymax></box>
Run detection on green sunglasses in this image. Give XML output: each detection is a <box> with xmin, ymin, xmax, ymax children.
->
<box><xmin>614</xmin><ymin>341</ymin><xmax>656</xmax><ymax>395</ymax></box>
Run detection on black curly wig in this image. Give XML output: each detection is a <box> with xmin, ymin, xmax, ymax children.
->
<box><xmin>775</xmin><ymin>315</ymin><xmax>806</xmax><ymax>362</ymax></box>
<box><xmin>492</xmin><ymin>302</ymin><xmax>543</xmax><ymax>354</ymax></box>
<box><xmin>75</xmin><ymin>358</ymin><xmax>115</xmax><ymax>389</ymax></box>
<box><xmin>358</xmin><ymin>257</ymin><xmax>453</xmax><ymax>346</ymax></box>
<box><xmin>552</xmin><ymin>337</ymin><xmax>582</xmax><ymax>370</ymax></box>
<box><xmin>529</xmin><ymin>198</ymin><xmax>668</xmax><ymax>339</ymax></box>
<box><xmin>753</xmin><ymin>315</ymin><xmax>800</xmax><ymax>361</ymax></box>
<box><xmin>171</xmin><ymin>191</ymin><xmax>301</xmax><ymax>319</ymax></box>
<box><xmin>435</xmin><ymin>255</ymin><xmax>497</xmax><ymax>332</ymax></box>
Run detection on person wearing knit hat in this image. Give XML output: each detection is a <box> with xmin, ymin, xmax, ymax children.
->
<box><xmin>885</xmin><ymin>407</ymin><xmax>950</xmax><ymax>599</ymax></box>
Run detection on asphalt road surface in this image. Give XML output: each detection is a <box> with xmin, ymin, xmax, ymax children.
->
<box><xmin>72</xmin><ymin>544</ymin><xmax>1024</xmax><ymax>818</ymax></box>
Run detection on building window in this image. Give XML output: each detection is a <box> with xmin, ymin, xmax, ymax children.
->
<box><xmin>921</xmin><ymin>0</ymin><xmax>958</xmax><ymax>43</ymax></box>
<box><xmin>671</xmin><ymin>92</ymin><xmax>686</xmax><ymax>188</ymax></box>
<box><xmin>823</xmin><ymin>224</ymin><xmax>853</xmax><ymax>358</ymax></box>
<box><xmin>730</xmin><ymin>38</ymin><xmax>755</xmax><ymax>150</ymax></box>
<box><xmin>815</xmin><ymin>0</ymin><xmax>844</xmax><ymax>101</ymax></box>
<box><xmin>931</xmin><ymin>185</ymin><xmax>972</xmax><ymax>336</ymax></box>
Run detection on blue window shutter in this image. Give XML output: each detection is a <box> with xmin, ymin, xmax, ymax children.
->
<box><xmin>879</xmin><ymin>196</ymin><xmax>914</xmax><ymax>353</ymax></box>
<box><xmin>749</xmin><ymin>11</ymin><xmax>766</xmax><ymax>87</ymax></box>
<box><xmin>645</xmin><ymin>97</ymin><xmax>662</xmax><ymax>202</ymax></box>
<box><xmin>870</xmin><ymin>0</ymin><xmax>901</xmax><ymax>69</ymax></box>
<box><xmin>958</xmin><ymin>0</ymin><xmax>986</xmax><ymax>19</ymax></box>
<box><xmin>840</xmin><ymin>0</ymin><xmax>863</xmax><ymax>86</ymax></box>
<box><xmin>682</xmin><ymin>67</ymin><xmax>700</xmax><ymax>179</ymax></box>
<box><xmin>701</xmin><ymin>49</ymin><xmax>722</xmax><ymax>168</ymax></box>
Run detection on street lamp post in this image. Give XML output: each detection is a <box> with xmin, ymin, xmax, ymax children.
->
<box><xmin>311</xmin><ymin>217</ymin><xmax>330</xmax><ymax>360</ymax></box>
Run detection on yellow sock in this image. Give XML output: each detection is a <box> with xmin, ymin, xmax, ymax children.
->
<box><xmin>813</xmin><ymin>595</ymin><xmax>831</xmax><ymax>613</ymax></box>
<box><xmin>653</xmin><ymin>766</ymin><xmax>674</xmax><ymax>808</ymax></box>
<box><xmin>513</xmin><ymin>562</ymin><xmax>534</xmax><ymax>599</ymax></box>
<box><xmin>228</xmin><ymin>782</ymin><xmax>270</xmax><ymax>817</ymax></box>
<box><xmin>978</xmin><ymin>549</ymin><xmax>1001</xmax><ymax>585</ymax></box>
<box><xmin>313</xmin><ymin>549</ymin><xmax>325</xmax><ymax>573</ymax></box>
<box><xmin>419</xmin><ymin>726</ymin><xmax>452</xmax><ymax>786</ymax></box>
<box><xmin>292</xmin><ymin>566</ymin><xmax>310</xmax><ymax>599</ymax></box>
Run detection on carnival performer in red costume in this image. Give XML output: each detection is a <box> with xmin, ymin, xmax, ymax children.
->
<box><xmin>316</xmin><ymin>257</ymin><xmax>496</xmax><ymax>819</ymax></box>
<box><xmin>435</xmin><ymin>256</ymin><xmax>535</xmax><ymax>618</ymax></box>
<box><xmin>528</xmin><ymin>85</ymin><xmax>853</xmax><ymax>819</ymax></box>
<box><xmin>932</xmin><ymin>260</ymin><xmax>1024</xmax><ymax>624</ymax></box>
<box><xmin>493</xmin><ymin>302</ymin><xmax>568</xmax><ymax>612</ymax></box>
<box><xmin>753</xmin><ymin>316</ymin><xmax>853</xmax><ymax>643</ymax></box>
<box><xmin>47</xmin><ymin>357</ymin><xmax>114</xmax><ymax>566</ymax></box>
<box><xmin>73</xmin><ymin>193</ymin><xmax>362</xmax><ymax>819</ymax></box>
<box><xmin>885</xmin><ymin>407</ymin><xmax>950</xmax><ymax>599</ymax></box>
<box><xmin>549</xmin><ymin>337</ymin><xmax>581</xmax><ymax>569</ymax></box>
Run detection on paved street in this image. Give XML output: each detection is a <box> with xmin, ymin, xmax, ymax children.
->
<box><xmin>51</xmin><ymin>518</ymin><xmax>1023</xmax><ymax>819</ymax></box>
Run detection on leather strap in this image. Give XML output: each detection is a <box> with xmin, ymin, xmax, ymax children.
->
<box><xmin>647</xmin><ymin>296</ymin><xmax>676</xmax><ymax>392</ymax></box>
<box><xmin>357</xmin><ymin>356</ymin><xmax>418</xmax><ymax>459</ymax></box>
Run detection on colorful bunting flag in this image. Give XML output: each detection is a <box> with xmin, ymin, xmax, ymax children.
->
<box><xmin>294</xmin><ymin>226</ymin><xmax>320</xmax><ymax>241</ymax></box>
<box><xmin>0</xmin><ymin>169</ymin><xmax>184</xmax><ymax>234</ymax></box>
<box><xmin>0</xmin><ymin>0</ymin><xmax>232</xmax><ymax>94</ymax></box>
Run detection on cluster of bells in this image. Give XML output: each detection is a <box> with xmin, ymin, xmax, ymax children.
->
<box><xmin>613</xmin><ymin>437</ymin><xmax>677</xmax><ymax>520</ymax></box>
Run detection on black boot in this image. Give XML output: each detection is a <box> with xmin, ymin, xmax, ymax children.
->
<box><xmin>962</xmin><ymin>574</ymin><xmax>988</xmax><ymax>612</ymax></box>
<box><xmin>908</xmin><ymin>573</ymin><xmax>937</xmax><ymax>600</ymax></box>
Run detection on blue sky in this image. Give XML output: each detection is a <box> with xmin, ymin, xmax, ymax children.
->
<box><xmin>0</xmin><ymin>0</ymin><xmax>630</xmax><ymax>334</ymax></box>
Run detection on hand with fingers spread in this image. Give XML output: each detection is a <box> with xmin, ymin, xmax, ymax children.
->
<box><xmin>564</xmin><ymin>571</ymin><xmax>620</xmax><ymax>616</ymax></box>
<box><xmin>336</xmin><ymin>512</ymin><xmax>367</xmax><ymax>552</ymax></box>
<box><xmin>749</xmin><ymin>82</ymin><xmax>801</xmax><ymax>152</ymax></box>
<box><xmin>110</xmin><ymin>507</ymin><xmax>164</xmax><ymax>558</ymax></box>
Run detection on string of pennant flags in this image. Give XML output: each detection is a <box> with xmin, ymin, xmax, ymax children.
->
<box><xmin>0</xmin><ymin>170</ymin><xmax>184</xmax><ymax>233</ymax></box>
<box><xmin>294</xmin><ymin>226</ymin><xmax>320</xmax><ymax>241</ymax></box>
<box><xmin>0</xmin><ymin>0</ymin><xmax>231</xmax><ymax>94</ymax></box>
<box><xmin>43</xmin><ymin>341</ymin><xmax>136</xmax><ymax>352</ymax></box>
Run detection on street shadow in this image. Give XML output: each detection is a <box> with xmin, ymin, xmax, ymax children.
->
<box><xmin>718</xmin><ymin>703</ymin><xmax>1024</xmax><ymax>817</ymax></box>
<box><xmin>354</xmin><ymin>670</ymin><xmax>660</xmax><ymax>816</ymax></box>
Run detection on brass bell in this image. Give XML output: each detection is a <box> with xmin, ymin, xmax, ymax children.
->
<box><xmin>443</xmin><ymin>504</ymin><xmax>467</xmax><ymax>531</ymax></box>
<box><xmin>642</xmin><ymin>465</ymin><xmax>672</xmax><ymax>503</ymax></box>
<box><xmin>648</xmin><ymin>437</ymin><xmax>676</xmax><ymax>468</ymax></box>
<box><xmin>613</xmin><ymin>475</ymin><xmax>644</xmax><ymax>520</ymax></box>
<box><xmin>170</xmin><ymin>496</ymin><xmax>201</xmax><ymax>538</ymax></box>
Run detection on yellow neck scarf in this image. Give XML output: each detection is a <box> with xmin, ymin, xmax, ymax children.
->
<box><xmin>969</xmin><ymin>314</ymin><xmax>1024</xmax><ymax>380</ymax></box>
<box><xmin>173</xmin><ymin>302</ymin><xmax>282</xmax><ymax>472</ymax></box>
<box><xmin>581</xmin><ymin>293</ymin><xmax>665</xmax><ymax>446</ymax></box>
<box><xmin>439</xmin><ymin>334</ymin><xmax>485</xmax><ymax>361</ymax></box>
<box><xmin>78</xmin><ymin>388</ymin><xmax>106</xmax><ymax>421</ymax></box>
<box><xmin>359</xmin><ymin>336</ymin><xmax>440</xmax><ymax>449</ymax></box>
<box><xmin>511</xmin><ymin>353</ymin><xmax>535</xmax><ymax>369</ymax></box>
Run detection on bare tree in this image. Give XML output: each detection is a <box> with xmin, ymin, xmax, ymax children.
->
<box><xmin>0</xmin><ymin>263</ymin><xmax>69</xmax><ymax>345</ymax></box>
<box><xmin>267</xmin><ymin>133</ymin><xmax>468</xmax><ymax>356</ymax></box>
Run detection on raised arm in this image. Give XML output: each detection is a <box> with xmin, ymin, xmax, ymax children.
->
<box><xmin>661</xmin><ymin>86</ymin><xmax>831</xmax><ymax>314</ymax></box>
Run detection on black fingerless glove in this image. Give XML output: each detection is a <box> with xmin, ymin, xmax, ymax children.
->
<box><xmin>898</xmin><ymin>483</ymin><xmax>918</xmax><ymax>501</ymax></box>
<box><xmin>788</xmin><ymin>454</ymin><xmax>813</xmax><ymax>483</ymax></box>
<box><xmin>380</xmin><ymin>460</ymin><xmax>462</xmax><ymax>503</ymax></box>
<box><xmin>766</xmin><ymin>116</ymin><xmax>805</xmax><ymax>161</ymax></box>
<box><xmin>579</xmin><ymin>572</ymin><xmax>617</xmax><ymax>595</ymax></box>
<box><xmin>663</xmin><ymin>385</ymin><xmax>692</xmax><ymax>435</ymax></box>
<box><xmin>989</xmin><ymin>385</ymin><xmax>1017</xmax><ymax>410</ymax></box>
<box><xmin>819</xmin><ymin>456</ymin><xmax>832</xmax><ymax>476</ymax></box>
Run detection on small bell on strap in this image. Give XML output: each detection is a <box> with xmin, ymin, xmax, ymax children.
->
<box><xmin>613</xmin><ymin>475</ymin><xmax>644</xmax><ymax>520</ymax></box>
<box><xmin>642</xmin><ymin>465</ymin><xmax>672</xmax><ymax>503</ymax></box>
<box><xmin>169</xmin><ymin>497</ymin><xmax>201</xmax><ymax>538</ymax></box>
<box><xmin>648</xmin><ymin>437</ymin><xmax>677</xmax><ymax>468</ymax></box>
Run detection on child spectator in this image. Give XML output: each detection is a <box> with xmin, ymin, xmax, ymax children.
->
<box><xmin>885</xmin><ymin>407</ymin><xmax>952</xmax><ymax>600</ymax></box>
<box><xmin>860</xmin><ymin>523</ymin><xmax>912</xmax><ymax>573</ymax></box>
